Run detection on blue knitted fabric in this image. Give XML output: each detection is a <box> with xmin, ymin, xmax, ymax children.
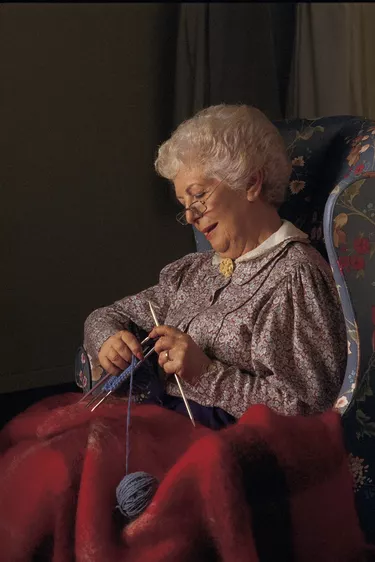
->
<box><xmin>102</xmin><ymin>361</ymin><xmax>138</xmax><ymax>393</ymax></box>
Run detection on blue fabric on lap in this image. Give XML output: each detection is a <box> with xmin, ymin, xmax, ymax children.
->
<box><xmin>158</xmin><ymin>393</ymin><xmax>236</xmax><ymax>430</ymax></box>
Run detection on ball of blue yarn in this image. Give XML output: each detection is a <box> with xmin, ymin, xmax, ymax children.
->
<box><xmin>116</xmin><ymin>471</ymin><xmax>159</xmax><ymax>520</ymax></box>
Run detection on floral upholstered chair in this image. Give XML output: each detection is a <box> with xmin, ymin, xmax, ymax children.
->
<box><xmin>322</xmin><ymin>121</ymin><xmax>375</xmax><ymax>544</ymax></box>
<box><xmin>194</xmin><ymin>116</ymin><xmax>375</xmax><ymax>544</ymax></box>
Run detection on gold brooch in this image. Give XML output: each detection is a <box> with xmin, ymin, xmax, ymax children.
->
<box><xmin>219</xmin><ymin>258</ymin><xmax>234</xmax><ymax>278</ymax></box>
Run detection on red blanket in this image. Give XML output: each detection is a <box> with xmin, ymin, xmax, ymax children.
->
<box><xmin>0</xmin><ymin>393</ymin><xmax>372</xmax><ymax>562</ymax></box>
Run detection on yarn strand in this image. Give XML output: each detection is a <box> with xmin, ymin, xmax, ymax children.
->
<box><xmin>115</xmin><ymin>354</ymin><xmax>159</xmax><ymax>521</ymax></box>
<box><xmin>125</xmin><ymin>355</ymin><xmax>137</xmax><ymax>476</ymax></box>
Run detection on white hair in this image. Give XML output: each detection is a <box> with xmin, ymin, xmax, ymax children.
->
<box><xmin>154</xmin><ymin>104</ymin><xmax>292</xmax><ymax>207</ymax></box>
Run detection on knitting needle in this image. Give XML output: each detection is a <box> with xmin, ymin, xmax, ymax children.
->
<box><xmin>78</xmin><ymin>335</ymin><xmax>152</xmax><ymax>404</ymax></box>
<box><xmin>148</xmin><ymin>301</ymin><xmax>196</xmax><ymax>427</ymax></box>
<box><xmin>89</xmin><ymin>344</ymin><xmax>156</xmax><ymax>411</ymax></box>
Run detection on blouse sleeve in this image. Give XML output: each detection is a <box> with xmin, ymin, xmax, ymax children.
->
<box><xmin>83</xmin><ymin>253</ymin><xmax>197</xmax><ymax>370</ymax></box>
<box><xmin>184</xmin><ymin>263</ymin><xmax>347</xmax><ymax>418</ymax></box>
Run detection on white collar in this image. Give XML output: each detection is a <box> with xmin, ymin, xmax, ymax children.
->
<box><xmin>212</xmin><ymin>220</ymin><xmax>309</xmax><ymax>266</ymax></box>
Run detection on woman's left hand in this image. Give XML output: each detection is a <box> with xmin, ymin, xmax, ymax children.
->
<box><xmin>148</xmin><ymin>325</ymin><xmax>212</xmax><ymax>384</ymax></box>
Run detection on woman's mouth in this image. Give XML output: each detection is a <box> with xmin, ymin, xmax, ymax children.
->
<box><xmin>202</xmin><ymin>223</ymin><xmax>218</xmax><ymax>239</ymax></box>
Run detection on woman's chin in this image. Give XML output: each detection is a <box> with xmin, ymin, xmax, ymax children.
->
<box><xmin>216</xmin><ymin>246</ymin><xmax>240</xmax><ymax>260</ymax></box>
<box><xmin>215</xmin><ymin>247</ymin><xmax>234</xmax><ymax>259</ymax></box>
<box><xmin>210</xmin><ymin>235</ymin><xmax>233</xmax><ymax>258</ymax></box>
<box><xmin>210</xmin><ymin>241</ymin><xmax>224</xmax><ymax>254</ymax></box>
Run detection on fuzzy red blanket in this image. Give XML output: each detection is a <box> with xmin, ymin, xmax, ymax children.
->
<box><xmin>0</xmin><ymin>393</ymin><xmax>372</xmax><ymax>562</ymax></box>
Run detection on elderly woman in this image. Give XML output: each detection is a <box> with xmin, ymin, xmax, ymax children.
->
<box><xmin>83</xmin><ymin>104</ymin><xmax>347</xmax><ymax>426</ymax></box>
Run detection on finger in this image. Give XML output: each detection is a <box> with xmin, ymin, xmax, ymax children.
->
<box><xmin>119</xmin><ymin>331</ymin><xmax>144</xmax><ymax>361</ymax></box>
<box><xmin>99</xmin><ymin>355</ymin><xmax>121</xmax><ymax>376</ymax></box>
<box><xmin>111</xmin><ymin>339</ymin><xmax>132</xmax><ymax>365</ymax></box>
<box><xmin>154</xmin><ymin>336</ymin><xmax>174</xmax><ymax>355</ymax></box>
<box><xmin>158</xmin><ymin>348</ymin><xmax>173</xmax><ymax>369</ymax></box>
<box><xmin>161</xmin><ymin>356</ymin><xmax>182</xmax><ymax>377</ymax></box>
<box><xmin>107</xmin><ymin>346</ymin><xmax>128</xmax><ymax>371</ymax></box>
<box><xmin>149</xmin><ymin>325</ymin><xmax>182</xmax><ymax>340</ymax></box>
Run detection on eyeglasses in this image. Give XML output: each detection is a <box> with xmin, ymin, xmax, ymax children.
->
<box><xmin>176</xmin><ymin>177</ymin><xmax>225</xmax><ymax>226</ymax></box>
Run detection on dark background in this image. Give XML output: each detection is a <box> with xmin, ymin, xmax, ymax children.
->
<box><xmin>0</xmin><ymin>3</ymin><xmax>296</xmax><ymax>425</ymax></box>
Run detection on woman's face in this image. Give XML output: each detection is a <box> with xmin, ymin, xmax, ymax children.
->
<box><xmin>174</xmin><ymin>167</ymin><xmax>260</xmax><ymax>259</ymax></box>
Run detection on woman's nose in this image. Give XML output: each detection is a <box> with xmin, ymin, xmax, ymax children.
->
<box><xmin>185</xmin><ymin>208</ymin><xmax>198</xmax><ymax>225</ymax></box>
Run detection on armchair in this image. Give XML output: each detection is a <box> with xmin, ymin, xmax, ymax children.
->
<box><xmin>195</xmin><ymin>115</ymin><xmax>375</xmax><ymax>542</ymax></box>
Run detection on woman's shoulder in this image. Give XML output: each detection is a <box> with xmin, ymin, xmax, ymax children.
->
<box><xmin>285</xmin><ymin>241</ymin><xmax>331</xmax><ymax>269</ymax></box>
<box><xmin>279</xmin><ymin>241</ymin><xmax>335</xmax><ymax>284</ymax></box>
<box><xmin>159</xmin><ymin>250</ymin><xmax>214</xmax><ymax>280</ymax></box>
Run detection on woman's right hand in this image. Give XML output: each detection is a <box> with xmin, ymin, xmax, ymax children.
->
<box><xmin>98</xmin><ymin>330</ymin><xmax>144</xmax><ymax>375</ymax></box>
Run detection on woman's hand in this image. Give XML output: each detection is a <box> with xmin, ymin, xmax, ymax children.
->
<box><xmin>98</xmin><ymin>330</ymin><xmax>144</xmax><ymax>375</ymax></box>
<box><xmin>148</xmin><ymin>325</ymin><xmax>212</xmax><ymax>384</ymax></box>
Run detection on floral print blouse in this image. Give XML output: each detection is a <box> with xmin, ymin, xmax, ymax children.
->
<box><xmin>84</xmin><ymin>235</ymin><xmax>347</xmax><ymax>418</ymax></box>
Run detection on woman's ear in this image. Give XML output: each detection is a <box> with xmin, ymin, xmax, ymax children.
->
<box><xmin>246</xmin><ymin>169</ymin><xmax>264</xmax><ymax>202</ymax></box>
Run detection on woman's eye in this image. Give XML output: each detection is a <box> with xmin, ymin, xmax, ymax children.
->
<box><xmin>194</xmin><ymin>192</ymin><xmax>206</xmax><ymax>200</ymax></box>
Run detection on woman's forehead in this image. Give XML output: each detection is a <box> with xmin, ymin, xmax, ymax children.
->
<box><xmin>174</xmin><ymin>167</ymin><xmax>214</xmax><ymax>197</ymax></box>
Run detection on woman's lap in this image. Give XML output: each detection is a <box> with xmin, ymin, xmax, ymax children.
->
<box><xmin>148</xmin><ymin>392</ymin><xmax>236</xmax><ymax>430</ymax></box>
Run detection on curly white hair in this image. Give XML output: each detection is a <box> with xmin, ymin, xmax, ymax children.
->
<box><xmin>154</xmin><ymin>104</ymin><xmax>291</xmax><ymax>207</ymax></box>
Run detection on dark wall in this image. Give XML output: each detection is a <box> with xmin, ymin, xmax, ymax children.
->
<box><xmin>174</xmin><ymin>3</ymin><xmax>296</xmax><ymax>126</ymax></box>
<box><xmin>0</xmin><ymin>4</ymin><xmax>195</xmax><ymax>392</ymax></box>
